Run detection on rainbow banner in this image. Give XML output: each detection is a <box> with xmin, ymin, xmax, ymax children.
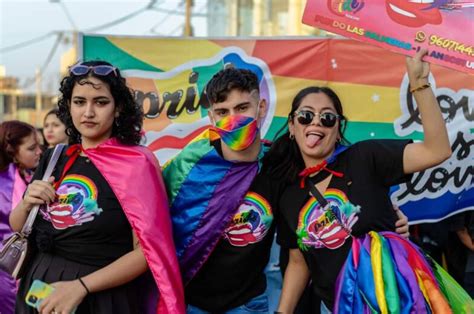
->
<box><xmin>302</xmin><ymin>0</ymin><xmax>474</xmax><ymax>75</ymax></box>
<box><xmin>80</xmin><ymin>34</ymin><xmax>473</xmax><ymax>223</ymax></box>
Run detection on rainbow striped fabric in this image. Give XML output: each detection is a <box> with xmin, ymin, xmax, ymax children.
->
<box><xmin>335</xmin><ymin>231</ymin><xmax>473</xmax><ymax>313</ymax></box>
<box><xmin>162</xmin><ymin>130</ymin><xmax>262</xmax><ymax>283</ymax></box>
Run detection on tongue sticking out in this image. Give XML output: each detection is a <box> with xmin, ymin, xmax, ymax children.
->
<box><xmin>306</xmin><ymin>134</ymin><xmax>321</xmax><ymax>148</ymax></box>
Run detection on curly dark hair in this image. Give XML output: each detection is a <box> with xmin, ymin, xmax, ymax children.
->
<box><xmin>263</xmin><ymin>86</ymin><xmax>350</xmax><ymax>183</ymax></box>
<box><xmin>205</xmin><ymin>67</ymin><xmax>259</xmax><ymax>104</ymax></box>
<box><xmin>57</xmin><ymin>60</ymin><xmax>143</xmax><ymax>145</ymax></box>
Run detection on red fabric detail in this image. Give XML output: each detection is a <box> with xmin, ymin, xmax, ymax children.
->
<box><xmin>53</xmin><ymin>144</ymin><xmax>82</xmax><ymax>189</ymax></box>
<box><xmin>298</xmin><ymin>160</ymin><xmax>343</xmax><ymax>188</ymax></box>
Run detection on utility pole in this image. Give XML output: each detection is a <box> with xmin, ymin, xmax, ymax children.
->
<box><xmin>35</xmin><ymin>68</ymin><xmax>42</xmax><ymax>127</ymax></box>
<box><xmin>184</xmin><ymin>0</ymin><xmax>192</xmax><ymax>36</ymax></box>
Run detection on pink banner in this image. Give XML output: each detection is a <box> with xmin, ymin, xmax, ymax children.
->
<box><xmin>302</xmin><ymin>0</ymin><xmax>474</xmax><ymax>75</ymax></box>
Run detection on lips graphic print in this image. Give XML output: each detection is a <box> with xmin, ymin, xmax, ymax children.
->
<box><xmin>385</xmin><ymin>0</ymin><xmax>443</xmax><ymax>27</ymax></box>
<box><xmin>297</xmin><ymin>189</ymin><xmax>360</xmax><ymax>250</ymax></box>
<box><xmin>41</xmin><ymin>174</ymin><xmax>102</xmax><ymax>230</ymax></box>
<box><xmin>307</xmin><ymin>212</ymin><xmax>351</xmax><ymax>249</ymax></box>
<box><xmin>224</xmin><ymin>192</ymin><xmax>273</xmax><ymax>247</ymax></box>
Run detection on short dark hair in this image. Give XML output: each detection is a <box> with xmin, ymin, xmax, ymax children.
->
<box><xmin>205</xmin><ymin>68</ymin><xmax>259</xmax><ymax>104</ymax></box>
<box><xmin>57</xmin><ymin>60</ymin><xmax>143</xmax><ymax>145</ymax></box>
<box><xmin>0</xmin><ymin>120</ymin><xmax>36</xmax><ymax>171</ymax></box>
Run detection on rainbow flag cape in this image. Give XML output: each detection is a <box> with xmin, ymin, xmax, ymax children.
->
<box><xmin>335</xmin><ymin>231</ymin><xmax>473</xmax><ymax>314</ymax></box>
<box><xmin>84</xmin><ymin>138</ymin><xmax>185</xmax><ymax>314</ymax></box>
<box><xmin>162</xmin><ymin>130</ymin><xmax>261</xmax><ymax>284</ymax></box>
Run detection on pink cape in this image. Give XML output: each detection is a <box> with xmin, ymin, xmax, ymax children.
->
<box><xmin>83</xmin><ymin>138</ymin><xmax>185</xmax><ymax>314</ymax></box>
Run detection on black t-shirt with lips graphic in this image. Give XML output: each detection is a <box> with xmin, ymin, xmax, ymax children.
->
<box><xmin>277</xmin><ymin>139</ymin><xmax>412</xmax><ymax>309</ymax></box>
<box><xmin>30</xmin><ymin>148</ymin><xmax>133</xmax><ymax>267</ymax></box>
<box><xmin>185</xmin><ymin>141</ymin><xmax>284</xmax><ymax>312</ymax></box>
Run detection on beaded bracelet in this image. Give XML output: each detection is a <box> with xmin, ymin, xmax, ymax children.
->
<box><xmin>78</xmin><ymin>277</ymin><xmax>90</xmax><ymax>294</ymax></box>
<box><xmin>410</xmin><ymin>82</ymin><xmax>431</xmax><ymax>93</ymax></box>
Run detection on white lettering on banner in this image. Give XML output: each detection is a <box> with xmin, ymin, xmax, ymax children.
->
<box><xmin>392</xmin><ymin>74</ymin><xmax>473</xmax><ymax>205</ymax></box>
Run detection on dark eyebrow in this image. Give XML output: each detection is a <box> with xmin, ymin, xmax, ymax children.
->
<box><xmin>94</xmin><ymin>96</ymin><xmax>110</xmax><ymax>101</ymax></box>
<box><xmin>234</xmin><ymin>102</ymin><xmax>250</xmax><ymax>109</ymax></box>
<box><xmin>299</xmin><ymin>106</ymin><xmax>335</xmax><ymax>112</ymax></box>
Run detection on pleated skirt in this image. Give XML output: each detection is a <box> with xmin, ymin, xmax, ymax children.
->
<box><xmin>15</xmin><ymin>252</ymin><xmax>140</xmax><ymax>314</ymax></box>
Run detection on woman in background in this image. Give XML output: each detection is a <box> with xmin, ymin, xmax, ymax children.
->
<box><xmin>0</xmin><ymin>120</ymin><xmax>42</xmax><ymax>314</ymax></box>
<box><xmin>43</xmin><ymin>108</ymin><xmax>69</xmax><ymax>147</ymax></box>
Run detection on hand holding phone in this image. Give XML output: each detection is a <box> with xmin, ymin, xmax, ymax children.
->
<box><xmin>25</xmin><ymin>279</ymin><xmax>55</xmax><ymax>309</ymax></box>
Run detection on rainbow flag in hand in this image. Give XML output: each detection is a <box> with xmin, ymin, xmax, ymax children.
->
<box><xmin>162</xmin><ymin>130</ymin><xmax>260</xmax><ymax>283</ymax></box>
<box><xmin>335</xmin><ymin>231</ymin><xmax>473</xmax><ymax>314</ymax></box>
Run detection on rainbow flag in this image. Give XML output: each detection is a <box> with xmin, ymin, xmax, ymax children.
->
<box><xmin>162</xmin><ymin>131</ymin><xmax>262</xmax><ymax>283</ymax></box>
<box><xmin>335</xmin><ymin>232</ymin><xmax>473</xmax><ymax>313</ymax></box>
<box><xmin>81</xmin><ymin>35</ymin><xmax>473</xmax><ymax>223</ymax></box>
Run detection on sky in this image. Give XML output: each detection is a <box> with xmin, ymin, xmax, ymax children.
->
<box><xmin>0</xmin><ymin>0</ymin><xmax>208</xmax><ymax>93</ymax></box>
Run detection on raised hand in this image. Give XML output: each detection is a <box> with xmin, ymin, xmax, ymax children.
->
<box><xmin>406</xmin><ymin>48</ymin><xmax>430</xmax><ymax>88</ymax></box>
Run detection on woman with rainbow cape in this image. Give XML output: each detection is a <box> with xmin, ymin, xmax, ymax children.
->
<box><xmin>10</xmin><ymin>61</ymin><xmax>184</xmax><ymax>314</ymax></box>
<box><xmin>0</xmin><ymin>120</ymin><xmax>42</xmax><ymax>314</ymax></box>
<box><xmin>265</xmin><ymin>49</ymin><xmax>472</xmax><ymax>313</ymax></box>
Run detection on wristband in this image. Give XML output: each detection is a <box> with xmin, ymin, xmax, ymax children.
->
<box><xmin>410</xmin><ymin>82</ymin><xmax>431</xmax><ymax>93</ymax></box>
<box><xmin>78</xmin><ymin>277</ymin><xmax>90</xmax><ymax>294</ymax></box>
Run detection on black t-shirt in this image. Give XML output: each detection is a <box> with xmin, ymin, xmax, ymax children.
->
<box><xmin>185</xmin><ymin>141</ymin><xmax>283</xmax><ymax>312</ymax></box>
<box><xmin>31</xmin><ymin>148</ymin><xmax>133</xmax><ymax>267</ymax></box>
<box><xmin>278</xmin><ymin>139</ymin><xmax>412</xmax><ymax>308</ymax></box>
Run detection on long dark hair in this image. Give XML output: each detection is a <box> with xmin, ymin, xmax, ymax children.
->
<box><xmin>263</xmin><ymin>86</ymin><xmax>349</xmax><ymax>183</ymax></box>
<box><xmin>57</xmin><ymin>60</ymin><xmax>143</xmax><ymax>145</ymax></box>
<box><xmin>0</xmin><ymin>120</ymin><xmax>36</xmax><ymax>171</ymax></box>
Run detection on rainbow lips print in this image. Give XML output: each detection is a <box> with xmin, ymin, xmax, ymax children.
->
<box><xmin>385</xmin><ymin>0</ymin><xmax>443</xmax><ymax>27</ymax></box>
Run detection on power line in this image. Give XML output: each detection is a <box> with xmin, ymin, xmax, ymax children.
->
<box><xmin>59</xmin><ymin>1</ymin><xmax>78</xmax><ymax>30</ymax></box>
<box><xmin>0</xmin><ymin>32</ymin><xmax>58</xmax><ymax>53</ymax></box>
<box><xmin>21</xmin><ymin>32</ymin><xmax>64</xmax><ymax>89</ymax></box>
<box><xmin>85</xmin><ymin>1</ymin><xmax>155</xmax><ymax>33</ymax></box>
<box><xmin>40</xmin><ymin>32</ymin><xmax>63</xmax><ymax>74</ymax></box>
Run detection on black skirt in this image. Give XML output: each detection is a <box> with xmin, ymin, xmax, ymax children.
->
<box><xmin>16</xmin><ymin>252</ymin><xmax>140</xmax><ymax>314</ymax></box>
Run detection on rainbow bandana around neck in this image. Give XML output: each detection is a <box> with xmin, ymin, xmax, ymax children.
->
<box><xmin>162</xmin><ymin>129</ymin><xmax>263</xmax><ymax>283</ymax></box>
<box><xmin>209</xmin><ymin>115</ymin><xmax>259</xmax><ymax>151</ymax></box>
<box><xmin>334</xmin><ymin>231</ymin><xmax>472</xmax><ymax>313</ymax></box>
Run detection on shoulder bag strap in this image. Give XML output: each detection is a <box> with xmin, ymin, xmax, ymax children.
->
<box><xmin>306</xmin><ymin>177</ymin><xmax>329</xmax><ymax>207</ymax></box>
<box><xmin>20</xmin><ymin>144</ymin><xmax>66</xmax><ymax>235</ymax></box>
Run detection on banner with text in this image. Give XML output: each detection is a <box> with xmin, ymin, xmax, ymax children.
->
<box><xmin>80</xmin><ymin>34</ymin><xmax>473</xmax><ymax>223</ymax></box>
<box><xmin>302</xmin><ymin>0</ymin><xmax>474</xmax><ymax>74</ymax></box>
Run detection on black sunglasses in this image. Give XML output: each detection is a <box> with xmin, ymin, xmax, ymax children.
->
<box><xmin>293</xmin><ymin>110</ymin><xmax>341</xmax><ymax>128</ymax></box>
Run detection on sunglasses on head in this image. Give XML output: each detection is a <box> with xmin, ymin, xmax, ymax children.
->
<box><xmin>69</xmin><ymin>64</ymin><xmax>117</xmax><ymax>77</ymax></box>
<box><xmin>293</xmin><ymin>110</ymin><xmax>340</xmax><ymax>128</ymax></box>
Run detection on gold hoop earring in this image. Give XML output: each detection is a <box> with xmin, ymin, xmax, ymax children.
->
<box><xmin>289</xmin><ymin>134</ymin><xmax>295</xmax><ymax>140</ymax></box>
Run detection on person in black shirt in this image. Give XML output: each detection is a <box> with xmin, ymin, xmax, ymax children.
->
<box><xmin>163</xmin><ymin>67</ymin><xmax>280</xmax><ymax>313</ymax></box>
<box><xmin>164</xmin><ymin>67</ymin><xmax>410</xmax><ymax>314</ymax></box>
<box><xmin>265</xmin><ymin>49</ymin><xmax>453</xmax><ymax>313</ymax></box>
<box><xmin>10</xmin><ymin>61</ymin><xmax>184</xmax><ymax>314</ymax></box>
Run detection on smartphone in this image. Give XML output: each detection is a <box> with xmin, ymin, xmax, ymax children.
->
<box><xmin>25</xmin><ymin>279</ymin><xmax>55</xmax><ymax>309</ymax></box>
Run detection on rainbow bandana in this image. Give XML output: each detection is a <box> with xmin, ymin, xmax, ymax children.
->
<box><xmin>334</xmin><ymin>231</ymin><xmax>473</xmax><ymax>313</ymax></box>
<box><xmin>163</xmin><ymin>129</ymin><xmax>264</xmax><ymax>283</ymax></box>
<box><xmin>209</xmin><ymin>115</ymin><xmax>258</xmax><ymax>151</ymax></box>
